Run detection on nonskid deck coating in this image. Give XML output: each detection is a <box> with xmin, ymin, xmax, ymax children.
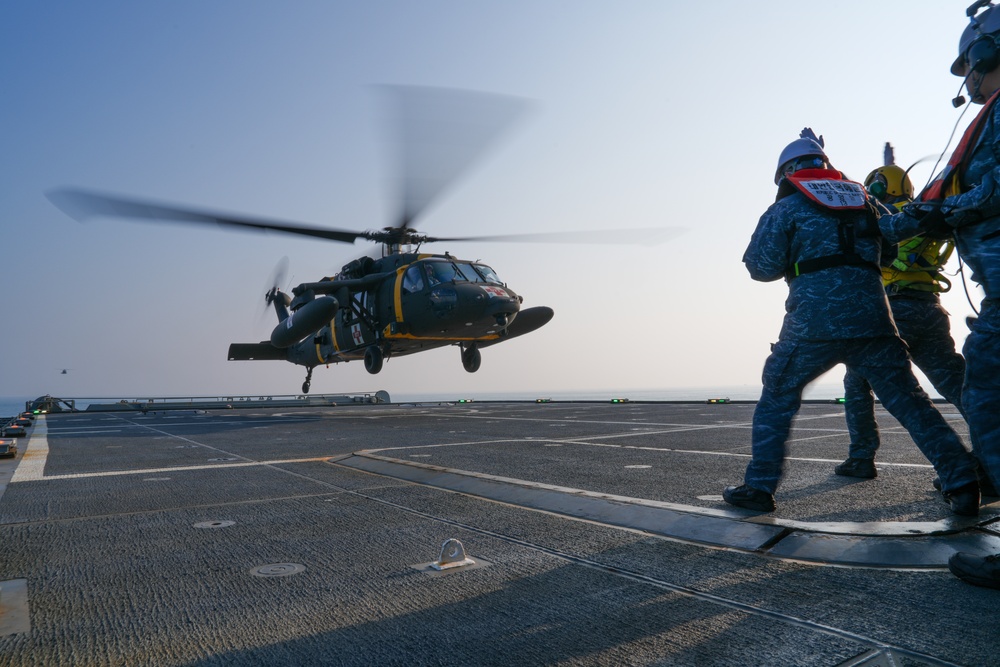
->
<box><xmin>10</xmin><ymin>403</ymin><xmax>1000</xmax><ymax>565</ymax></box>
<box><xmin>2</xmin><ymin>402</ymin><xmax>1000</xmax><ymax>666</ymax></box>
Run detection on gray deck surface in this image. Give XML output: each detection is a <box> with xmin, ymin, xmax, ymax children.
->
<box><xmin>1</xmin><ymin>401</ymin><xmax>999</xmax><ymax>666</ymax></box>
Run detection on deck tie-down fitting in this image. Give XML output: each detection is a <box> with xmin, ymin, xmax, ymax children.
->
<box><xmin>431</xmin><ymin>538</ymin><xmax>476</xmax><ymax>570</ymax></box>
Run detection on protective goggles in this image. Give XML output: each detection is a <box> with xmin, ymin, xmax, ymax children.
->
<box><xmin>783</xmin><ymin>155</ymin><xmax>828</xmax><ymax>177</ymax></box>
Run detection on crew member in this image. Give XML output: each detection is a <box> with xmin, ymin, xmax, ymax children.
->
<box><xmin>882</xmin><ymin>2</ymin><xmax>1000</xmax><ymax>589</ymax></box>
<box><xmin>837</xmin><ymin>154</ymin><xmax>979</xmax><ymax>486</ymax></box>
<box><xmin>724</xmin><ymin>129</ymin><xmax>980</xmax><ymax>515</ymax></box>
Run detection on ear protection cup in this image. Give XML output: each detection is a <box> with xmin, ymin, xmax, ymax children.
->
<box><xmin>867</xmin><ymin>180</ymin><xmax>887</xmax><ymax>200</ymax></box>
<box><xmin>967</xmin><ymin>34</ymin><xmax>1000</xmax><ymax>73</ymax></box>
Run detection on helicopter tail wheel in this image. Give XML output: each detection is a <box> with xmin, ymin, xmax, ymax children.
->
<box><xmin>461</xmin><ymin>343</ymin><xmax>482</xmax><ymax>373</ymax></box>
<box><xmin>364</xmin><ymin>346</ymin><xmax>384</xmax><ymax>374</ymax></box>
<box><xmin>303</xmin><ymin>367</ymin><xmax>313</xmax><ymax>394</ymax></box>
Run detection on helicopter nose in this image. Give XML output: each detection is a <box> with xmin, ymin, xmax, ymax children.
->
<box><xmin>484</xmin><ymin>294</ymin><xmax>519</xmax><ymax>320</ymax></box>
<box><xmin>476</xmin><ymin>283</ymin><xmax>520</xmax><ymax>319</ymax></box>
<box><xmin>428</xmin><ymin>283</ymin><xmax>520</xmax><ymax>325</ymax></box>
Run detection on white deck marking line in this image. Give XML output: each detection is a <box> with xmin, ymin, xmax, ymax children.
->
<box><xmin>109</xmin><ymin>415</ymin><xmax>252</xmax><ymax>460</ymax></box>
<box><xmin>12</xmin><ymin>457</ymin><xmax>332</xmax><ymax>482</ymax></box>
<box><xmin>8</xmin><ymin>414</ymin><xmax>331</xmax><ymax>482</ymax></box>
<box><xmin>363</xmin><ymin>438</ymin><xmax>936</xmax><ymax>470</ymax></box>
<box><xmin>449</xmin><ymin>411</ymin><xmax>846</xmax><ymax>429</ymax></box>
<box><xmin>10</xmin><ymin>417</ymin><xmax>49</xmax><ymax>483</ymax></box>
<box><xmin>46</xmin><ymin>417</ymin><xmax>311</xmax><ymax>431</ymax></box>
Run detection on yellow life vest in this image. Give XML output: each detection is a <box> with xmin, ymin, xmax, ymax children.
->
<box><xmin>881</xmin><ymin>236</ymin><xmax>954</xmax><ymax>293</ymax></box>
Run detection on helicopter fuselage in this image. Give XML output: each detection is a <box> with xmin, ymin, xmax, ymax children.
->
<box><xmin>229</xmin><ymin>251</ymin><xmax>552</xmax><ymax>389</ymax></box>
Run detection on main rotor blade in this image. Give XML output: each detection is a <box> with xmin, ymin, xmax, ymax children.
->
<box><xmin>45</xmin><ymin>188</ymin><xmax>365</xmax><ymax>245</ymax></box>
<box><xmin>383</xmin><ymin>86</ymin><xmax>529</xmax><ymax>229</ymax></box>
<box><xmin>424</xmin><ymin>226</ymin><xmax>688</xmax><ymax>246</ymax></box>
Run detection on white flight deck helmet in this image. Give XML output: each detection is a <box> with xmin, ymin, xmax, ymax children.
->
<box><xmin>774</xmin><ymin>128</ymin><xmax>829</xmax><ymax>185</ymax></box>
<box><xmin>952</xmin><ymin>1</ymin><xmax>1000</xmax><ymax>76</ymax></box>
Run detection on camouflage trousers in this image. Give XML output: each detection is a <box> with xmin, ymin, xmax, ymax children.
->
<box><xmin>963</xmin><ymin>328</ymin><xmax>1000</xmax><ymax>493</ymax></box>
<box><xmin>842</xmin><ymin>297</ymin><xmax>968</xmax><ymax>459</ymax></box>
<box><xmin>745</xmin><ymin>336</ymin><xmax>977</xmax><ymax>495</ymax></box>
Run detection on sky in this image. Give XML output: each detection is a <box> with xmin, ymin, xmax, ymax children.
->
<box><xmin>0</xmin><ymin>1</ymin><xmax>989</xmax><ymax>401</ymax></box>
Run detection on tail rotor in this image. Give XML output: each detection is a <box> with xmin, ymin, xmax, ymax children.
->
<box><xmin>262</xmin><ymin>256</ymin><xmax>291</xmax><ymax>323</ymax></box>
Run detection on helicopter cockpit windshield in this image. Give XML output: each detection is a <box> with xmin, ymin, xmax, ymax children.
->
<box><xmin>416</xmin><ymin>260</ymin><xmax>503</xmax><ymax>287</ymax></box>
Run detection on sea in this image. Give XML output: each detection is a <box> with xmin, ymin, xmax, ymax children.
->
<box><xmin>0</xmin><ymin>383</ymin><xmax>853</xmax><ymax>419</ymax></box>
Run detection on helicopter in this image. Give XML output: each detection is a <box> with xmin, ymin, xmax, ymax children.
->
<box><xmin>46</xmin><ymin>87</ymin><xmax>680</xmax><ymax>394</ymax></box>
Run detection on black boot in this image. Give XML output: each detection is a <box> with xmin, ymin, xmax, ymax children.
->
<box><xmin>835</xmin><ymin>457</ymin><xmax>877</xmax><ymax>479</ymax></box>
<box><xmin>723</xmin><ymin>485</ymin><xmax>775</xmax><ymax>512</ymax></box>
<box><xmin>944</xmin><ymin>481</ymin><xmax>980</xmax><ymax>517</ymax></box>
<box><xmin>949</xmin><ymin>552</ymin><xmax>1000</xmax><ymax>589</ymax></box>
<box><xmin>934</xmin><ymin>461</ymin><xmax>998</xmax><ymax>497</ymax></box>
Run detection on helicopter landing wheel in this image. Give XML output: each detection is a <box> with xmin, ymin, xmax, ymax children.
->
<box><xmin>303</xmin><ymin>368</ymin><xmax>313</xmax><ymax>394</ymax></box>
<box><xmin>364</xmin><ymin>346</ymin><xmax>384</xmax><ymax>374</ymax></box>
<box><xmin>461</xmin><ymin>344</ymin><xmax>481</xmax><ymax>373</ymax></box>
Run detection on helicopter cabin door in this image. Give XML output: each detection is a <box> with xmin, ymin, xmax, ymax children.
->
<box><xmin>397</xmin><ymin>263</ymin><xmax>433</xmax><ymax>337</ymax></box>
<box><xmin>334</xmin><ymin>288</ymin><xmax>377</xmax><ymax>354</ymax></box>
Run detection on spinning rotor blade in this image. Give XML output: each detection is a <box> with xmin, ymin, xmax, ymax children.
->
<box><xmin>46</xmin><ymin>188</ymin><xmax>365</xmax><ymax>245</ymax></box>
<box><xmin>257</xmin><ymin>257</ymin><xmax>290</xmax><ymax>322</ymax></box>
<box><xmin>263</xmin><ymin>255</ymin><xmax>290</xmax><ymax>306</ymax></box>
<box><xmin>266</xmin><ymin>255</ymin><xmax>290</xmax><ymax>293</ymax></box>
<box><xmin>384</xmin><ymin>85</ymin><xmax>528</xmax><ymax>230</ymax></box>
<box><xmin>257</xmin><ymin>256</ymin><xmax>291</xmax><ymax>326</ymax></box>
<box><xmin>424</xmin><ymin>226</ymin><xmax>687</xmax><ymax>246</ymax></box>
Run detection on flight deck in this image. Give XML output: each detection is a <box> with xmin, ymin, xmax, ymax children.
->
<box><xmin>1</xmin><ymin>400</ymin><xmax>998</xmax><ymax>666</ymax></box>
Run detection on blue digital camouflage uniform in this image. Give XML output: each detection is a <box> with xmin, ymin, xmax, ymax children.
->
<box><xmin>842</xmin><ymin>292</ymin><xmax>967</xmax><ymax>460</ymax></box>
<box><xmin>743</xmin><ymin>180</ymin><xmax>978</xmax><ymax>496</ymax></box>
<box><xmin>880</xmin><ymin>104</ymin><xmax>1000</xmax><ymax>493</ymax></box>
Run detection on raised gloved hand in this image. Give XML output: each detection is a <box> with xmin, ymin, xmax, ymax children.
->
<box><xmin>799</xmin><ymin>127</ymin><xmax>824</xmax><ymax>147</ymax></box>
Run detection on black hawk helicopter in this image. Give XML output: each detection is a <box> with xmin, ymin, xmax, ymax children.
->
<box><xmin>46</xmin><ymin>87</ymin><xmax>680</xmax><ymax>394</ymax></box>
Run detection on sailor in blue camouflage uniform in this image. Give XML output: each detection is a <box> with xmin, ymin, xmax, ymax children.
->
<box><xmin>723</xmin><ymin>129</ymin><xmax>980</xmax><ymax>516</ymax></box>
<box><xmin>837</xmin><ymin>156</ymin><xmax>977</xmax><ymax>483</ymax></box>
<box><xmin>886</xmin><ymin>2</ymin><xmax>1000</xmax><ymax>589</ymax></box>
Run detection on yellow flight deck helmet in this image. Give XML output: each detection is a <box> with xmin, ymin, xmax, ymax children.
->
<box><xmin>864</xmin><ymin>165</ymin><xmax>914</xmax><ymax>209</ymax></box>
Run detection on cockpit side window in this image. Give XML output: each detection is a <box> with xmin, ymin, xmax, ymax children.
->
<box><xmin>425</xmin><ymin>261</ymin><xmax>458</xmax><ymax>285</ymax></box>
<box><xmin>455</xmin><ymin>262</ymin><xmax>483</xmax><ymax>282</ymax></box>
<box><xmin>403</xmin><ymin>265</ymin><xmax>424</xmax><ymax>294</ymax></box>
<box><xmin>473</xmin><ymin>264</ymin><xmax>501</xmax><ymax>284</ymax></box>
